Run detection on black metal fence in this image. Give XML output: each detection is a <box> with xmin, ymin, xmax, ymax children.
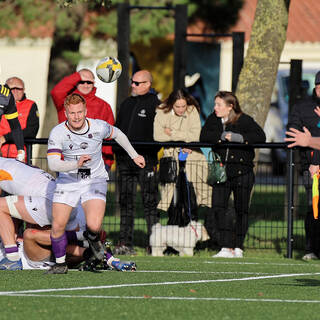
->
<box><xmin>25</xmin><ymin>139</ymin><xmax>307</xmax><ymax>257</ymax></box>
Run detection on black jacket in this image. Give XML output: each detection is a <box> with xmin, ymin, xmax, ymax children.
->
<box><xmin>287</xmin><ymin>90</ymin><xmax>320</xmax><ymax>171</ymax></box>
<box><xmin>115</xmin><ymin>92</ymin><xmax>161</xmax><ymax>162</ymax></box>
<box><xmin>200</xmin><ymin>113</ymin><xmax>266</xmax><ymax>178</ymax></box>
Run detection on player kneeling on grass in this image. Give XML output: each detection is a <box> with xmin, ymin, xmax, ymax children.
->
<box><xmin>46</xmin><ymin>93</ymin><xmax>145</xmax><ymax>274</ymax></box>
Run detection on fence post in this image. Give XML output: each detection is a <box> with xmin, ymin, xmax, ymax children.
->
<box><xmin>26</xmin><ymin>143</ymin><xmax>32</xmax><ymax>165</ymax></box>
<box><xmin>173</xmin><ymin>4</ymin><xmax>188</xmax><ymax>91</ymax></box>
<box><xmin>286</xmin><ymin>148</ymin><xmax>294</xmax><ymax>258</ymax></box>
<box><xmin>117</xmin><ymin>3</ymin><xmax>130</xmax><ymax>116</ymax></box>
<box><xmin>232</xmin><ymin>32</ymin><xmax>244</xmax><ymax>93</ymax></box>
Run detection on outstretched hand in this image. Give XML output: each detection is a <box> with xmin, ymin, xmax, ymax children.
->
<box><xmin>285</xmin><ymin>127</ymin><xmax>311</xmax><ymax>148</ymax></box>
<box><xmin>133</xmin><ymin>155</ymin><xmax>145</xmax><ymax>168</ymax></box>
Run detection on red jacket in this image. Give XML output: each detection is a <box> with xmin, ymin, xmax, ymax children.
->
<box><xmin>51</xmin><ymin>72</ymin><xmax>115</xmax><ymax>168</ymax></box>
<box><xmin>0</xmin><ymin>98</ymin><xmax>38</xmax><ymax>160</ymax></box>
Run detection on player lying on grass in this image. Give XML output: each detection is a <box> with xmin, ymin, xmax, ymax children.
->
<box><xmin>0</xmin><ymin>157</ymin><xmax>136</xmax><ymax>271</ymax></box>
<box><xmin>46</xmin><ymin>93</ymin><xmax>145</xmax><ymax>274</ymax></box>
<box><xmin>17</xmin><ymin>225</ymin><xmax>136</xmax><ymax>271</ymax></box>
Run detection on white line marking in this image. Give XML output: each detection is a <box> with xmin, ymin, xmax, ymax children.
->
<box><xmin>0</xmin><ymin>272</ymin><xmax>319</xmax><ymax>296</ymax></box>
<box><xmin>204</xmin><ymin>261</ymin><xmax>320</xmax><ymax>267</ymax></box>
<box><xmin>3</xmin><ymin>294</ymin><xmax>320</xmax><ymax>304</ymax></box>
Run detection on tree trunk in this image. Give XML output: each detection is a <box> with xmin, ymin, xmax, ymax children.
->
<box><xmin>236</xmin><ymin>0</ymin><xmax>289</xmax><ymax>129</ymax></box>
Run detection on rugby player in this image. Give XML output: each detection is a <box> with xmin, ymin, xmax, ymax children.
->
<box><xmin>0</xmin><ymin>158</ymin><xmax>136</xmax><ymax>271</ymax></box>
<box><xmin>47</xmin><ymin>93</ymin><xmax>145</xmax><ymax>274</ymax></box>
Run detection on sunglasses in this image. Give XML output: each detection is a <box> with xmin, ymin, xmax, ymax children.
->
<box><xmin>131</xmin><ymin>79</ymin><xmax>148</xmax><ymax>86</ymax></box>
<box><xmin>78</xmin><ymin>80</ymin><xmax>94</xmax><ymax>85</ymax></box>
<box><xmin>10</xmin><ymin>87</ymin><xmax>24</xmax><ymax>91</ymax></box>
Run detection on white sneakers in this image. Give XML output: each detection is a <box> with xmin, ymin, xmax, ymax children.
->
<box><xmin>234</xmin><ymin>248</ymin><xmax>243</xmax><ymax>258</ymax></box>
<box><xmin>212</xmin><ymin>247</ymin><xmax>243</xmax><ymax>258</ymax></box>
<box><xmin>302</xmin><ymin>253</ymin><xmax>318</xmax><ymax>261</ymax></box>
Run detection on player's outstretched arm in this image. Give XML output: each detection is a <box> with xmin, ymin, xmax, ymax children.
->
<box><xmin>111</xmin><ymin>127</ymin><xmax>145</xmax><ymax>167</ymax></box>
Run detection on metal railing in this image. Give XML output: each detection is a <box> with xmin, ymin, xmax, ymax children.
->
<box><xmin>24</xmin><ymin>139</ymin><xmax>302</xmax><ymax>257</ymax></box>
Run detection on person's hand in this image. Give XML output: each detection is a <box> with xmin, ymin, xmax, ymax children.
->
<box><xmin>78</xmin><ymin>155</ymin><xmax>91</xmax><ymax>167</ymax></box>
<box><xmin>181</xmin><ymin>148</ymin><xmax>192</xmax><ymax>154</ymax></box>
<box><xmin>16</xmin><ymin>150</ymin><xmax>25</xmax><ymax>162</ymax></box>
<box><xmin>164</xmin><ymin>127</ymin><xmax>172</xmax><ymax>136</ymax></box>
<box><xmin>224</xmin><ymin>132</ymin><xmax>232</xmax><ymax>141</ymax></box>
<box><xmin>309</xmin><ymin>164</ymin><xmax>319</xmax><ymax>177</ymax></box>
<box><xmin>0</xmin><ymin>135</ymin><xmax>5</xmax><ymax>148</ymax></box>
<box><xmin>315</xmin><ymin>106</ymin><xmax>320</xmax><ymax>118</ymax></box>
<box><xmin>285</xmin><ymin>127</ymin><xmax>311</xmax><ymax>148</ymax></box>
<box><xmin>133</xmin><ymin>155</ymin><xmax>145</xmax><ymax>168</ymax></box>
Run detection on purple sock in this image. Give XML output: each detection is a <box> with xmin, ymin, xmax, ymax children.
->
<box><xmin>106</xmin><ymin>252</ymin><xmax>113</xmax><ymax>260</ymax></box>
<box><xmin>66</xmin><ymin>230</ymin><xmax>77</xmax><ymax>244</ymax></box>
<box><xmin>5</xmin><ymin>246</ymin><xmax>18</xmax><ymax>255</ymax></box>
<box><xmin>51</xmin><ymin>233</ymin><xmax>67</xmax><ymax>259</ymax></box>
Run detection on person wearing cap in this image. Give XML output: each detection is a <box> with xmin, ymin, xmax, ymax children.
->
<box><xmin>286</xmin><ymin>70</ymin><xmax>320</xmax><ymax>260</ymax></box>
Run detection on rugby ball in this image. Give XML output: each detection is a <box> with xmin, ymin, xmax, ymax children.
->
<box><xmin>96</xmin><ymin>56</ymin><xmax>122</xmax><ymax>83</ymax></box>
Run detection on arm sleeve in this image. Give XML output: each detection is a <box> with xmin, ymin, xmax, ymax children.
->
<box><xmin>200</xmin><ymin>114</ymin><xmax>222</xmax><ymax>143</ymax></box>
<box><xmin>4</xmin><ymin>103</ymin><xmax>39</xmax><ymax>142</ymax></box>
<box><xmin>241</xmin><ymin>116</ymin><xmax>266</xmax><ymax>143</ymax></box>
<box><xmin>47</xmin><ymin>154</ymin><xmax>79</xmax><ymax>172</ymax></box>
<box><xmin>8</xmin><ymin>118</ymin><xmax>24</xmax><ymax>150</ymax></box>
<box><xmin>153</xmin><ymin>110</ymin><xmax>170</xmax><ymax>142</ymax></box>
<box><xmin>112</xmin><ymin>126</ymin><xmax>139</xmax><ymax>159</ymax></box>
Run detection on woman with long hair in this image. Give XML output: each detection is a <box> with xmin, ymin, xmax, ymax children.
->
<box><xmin>154</xmin><ymin>89</ymin><xmax>212</xmax><ymax>224</ymax></box>
<box><xmin>200</xmin><ymin>91</ymin><xmax>266</xmax><ymax>258</ymax></box>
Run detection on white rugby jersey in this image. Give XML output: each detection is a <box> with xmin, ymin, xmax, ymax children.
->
<box><xmin>47</xmin><ymin>118</ymin><xmax>112</xmax><ymax>181</ymax></box>
<box><xmin>0</xmin><ymin>157</ymin><xmax>56</xmax><ymax>199</ymax></box>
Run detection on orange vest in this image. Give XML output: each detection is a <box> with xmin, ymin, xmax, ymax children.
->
<box><xmin>0</xmin><ymin>99</ymin><xmax>34</xmax><ymax>160</ymax></box>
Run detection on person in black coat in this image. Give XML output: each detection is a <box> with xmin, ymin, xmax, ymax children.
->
<box><xmin>287</xmin><ymin>71</ymin><xmax>320</xmax><ymax>260</ymax></box>
<box><xmin>114</xmin><ymin>70</ymin><xmax>160</xmax><ymax>255</ymax></box>
<box><xmin>200</xmin><ymin>91</ymin><xmax>266</xmax><ymax>258</ymax></box>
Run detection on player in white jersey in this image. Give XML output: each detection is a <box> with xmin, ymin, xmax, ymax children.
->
<box><xmin>0</xmin><ymin>157</ymin><xmax>79</xmax><ymax>270</ymax></box>
<box><xmin>46</xmin><ymin>93</ymin><xmax>145</xmax><ymax>274</ymax></box>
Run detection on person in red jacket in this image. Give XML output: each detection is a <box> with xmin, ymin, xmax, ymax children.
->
<box><xmin>0</xmin><ymin>77</ymin><xmax>39</xmax><ymax>161</ymax></box>
<box><xmin>51</xmin><ymin>69</ymin><xmax>115</xmax><ymax>171</ymax></box>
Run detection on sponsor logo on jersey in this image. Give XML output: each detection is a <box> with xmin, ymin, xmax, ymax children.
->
<box><xmin>80</xmin><ymin>142</ymin><xmax>88</xmax><ymax>149</ymax></box>
<box><xmin>69</xmin><ymin>144</ymin><xmax>73</xmax><ymax>150</ymax></box>
<box><xmin>138</xmin><ymin>108</ymin><xmax>146</xmax><ymax>117</ymax></box>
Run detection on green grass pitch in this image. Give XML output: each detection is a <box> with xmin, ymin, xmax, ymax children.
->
<box><xmin>1</xmin><ymin>254</ymin><xmax>320</xmax><ymax>320</ymax></box>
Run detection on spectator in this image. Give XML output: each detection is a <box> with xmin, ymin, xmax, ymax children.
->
<box><xmin>114</xmin><ymin>70</ymin><xmax>160</xmax><ymax>255</ymax></box>
<box><xmin>46</xmin><ymin>93</ymin><xmax>144</xmax><ymax>274</ymax></box>
<box><xmin>0</xmin><ymin>77</ymin><xmax>39</xmax><ymax>161</ymax></box>
<box><xmin>200</xmin><ymin>91</ymin><xmax>266</xmax><ymax>258</ymax></box>
<box><xmin>51</xmin><ymin>68</ymin><xmax>115</xmax><ymax>171</ymax></box>
<box><xmin>154</xmin><ymin>89</ymin><xmax>211</xmax><ymax>222</ymax></box>
<box><xmin>0</xmin><ymin>84</ymin><xmax>24</xmax><ymax>161</ymax></box>
<box><xmin>286</xmin><ymin>71</ymin><xmax>320</xmax><ymax>260</ymax></box>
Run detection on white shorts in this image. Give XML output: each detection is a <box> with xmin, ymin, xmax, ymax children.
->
<box><xmin>53</xmin><ymin>178</ymin><xmax>107</xmax><ymax>207</ymax></box>
<box><xmin>22</xmin><ymin>196</ymin><xmax>78</xmax><ymax>230</ymax></box>
<box><xmin>22</xmin><ymin>196</ymin><xmax>53</xmax><ymax>227</ymax></box>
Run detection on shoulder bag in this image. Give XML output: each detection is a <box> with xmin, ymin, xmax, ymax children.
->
<box><xmin>207</xmin><ymin>150</ymin><xmax>227</xmax><ymax>185</ymax></box>
<box><xmin>159</xmin><ymin>156</ymin><xmax>178</xmax><ymax>183</ymax></box>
